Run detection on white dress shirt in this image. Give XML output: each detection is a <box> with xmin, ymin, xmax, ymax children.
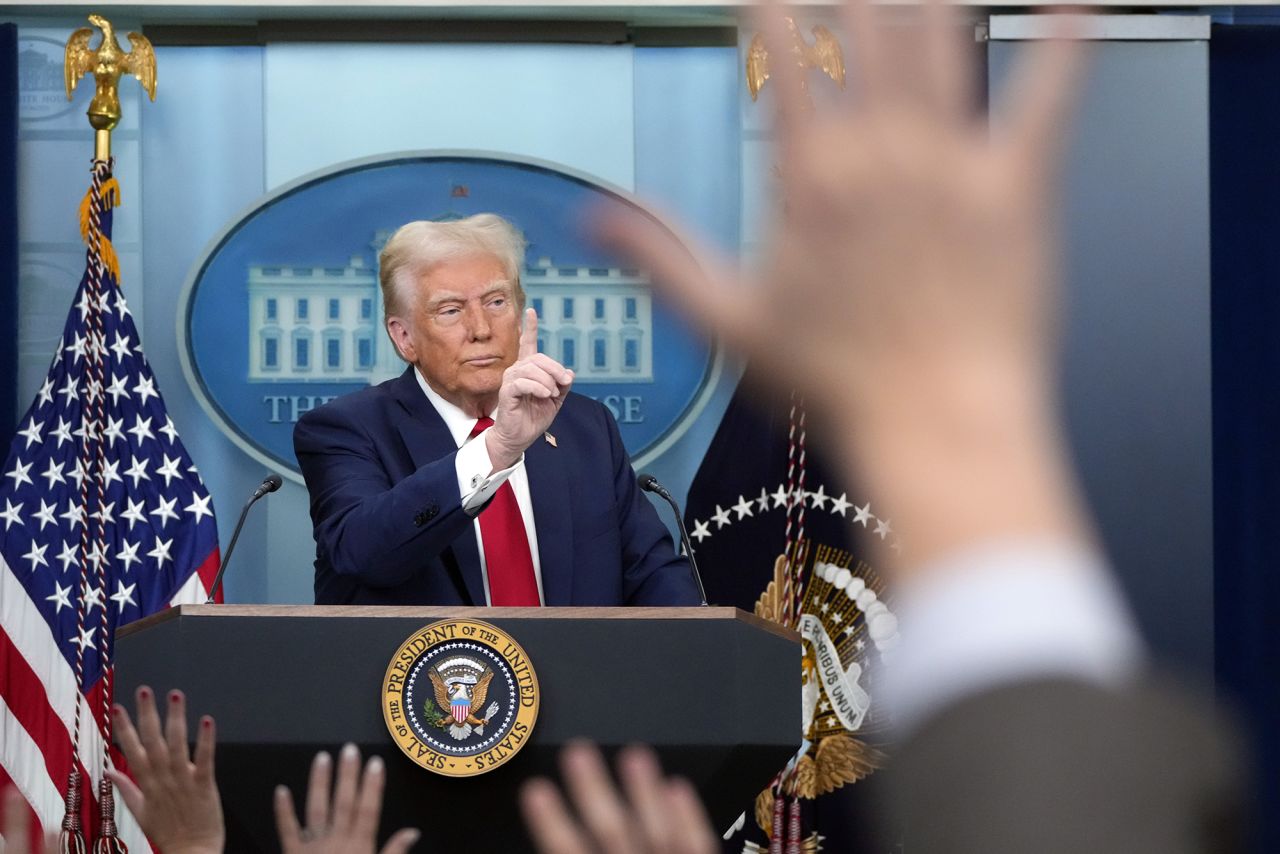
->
<box><xmin>880</xmin><ymin>540</ymin><xmax>1145</xmax><ymax>735</ymax></box>
<box><xmin>415</xmin><ymin>368</ymin><xmax>544</xmax><ymax>606</ymax></box>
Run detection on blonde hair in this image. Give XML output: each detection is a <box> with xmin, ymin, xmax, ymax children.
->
<box><xmin>378</xmin><ymin>213</ymin><xmax>527</xmax><ymax>320</ymax></box>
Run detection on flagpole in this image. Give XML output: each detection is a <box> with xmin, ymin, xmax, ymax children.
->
<box><xmin>62</xmin><ymin>15</ymin><xmax>158</xmax><ymax>854</ymax></box>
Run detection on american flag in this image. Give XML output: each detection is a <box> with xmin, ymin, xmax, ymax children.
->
<box><xmin>0</xmin><ymin>162</ymin><xmax>220</xmax><ymax>847</ymax></box>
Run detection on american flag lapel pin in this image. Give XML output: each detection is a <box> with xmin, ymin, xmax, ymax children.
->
<box><xmin>544</xmin><ymin>432</ymin><xmax>557</xmax><ymax>447</ymax></box>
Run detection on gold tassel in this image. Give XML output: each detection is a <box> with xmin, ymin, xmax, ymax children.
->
<box><xmin>78</xmin><ymin>190</ymin><xmax>94</xmax><ymax>243</ymax></box>
<box><xmin>59</xmin><ymin>768</ymin><xmax>88</xmax><ymax>854</ymax></box>
<box><xmin>92</xmin><ymin>779</ymin><xmax>128</xmax><ymax>854</ymax></box>
<box><xmin>77</xmin><ymin>178</ymin><xmax>120</xmax><ymax>245</ymax></box>
<box><xmin>97</xmin><ymin>237</ymin><xmax>121</xmax><ymax>283</ymax></box>
<box><xmin>99</xmin><ymin>177</ymin><xmax>121</xmax><ymax>210</ymax></box>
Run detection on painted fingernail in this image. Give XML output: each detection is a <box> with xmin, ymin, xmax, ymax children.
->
<box><xmin>169</xmin><ymin>690</ymin><xmax>181</xmax><ymax>704</ymax></box>
<box><xmin>111</xmin><ymin>703</ymin><xmax>124</xmax><ymax>717</ymax></box>
<box><xmin>314</xmin><ymin>751</ymin><xmax>331</xmax><ymax>767</ymax></box>
<box><xmin>201</xmin><ymin>717</ymin><xmax>213</xmax><ymax>730</ymax></box>
<box><xmin>367</xmin><ymin>756</ymin><xmax>384</xmax><ymax>774</ymax></box>
<box><xmin>137</xmin><ymin>686</ymin><xmax>151</xmax><ymax>700</ymax></box>
<box><xmin>341</xmin><ymin>743</ymin><xmax>359</xmax><ymax>761</ymax></box>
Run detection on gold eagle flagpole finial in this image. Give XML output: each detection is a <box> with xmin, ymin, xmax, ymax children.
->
<box><xmin>64</xmin><ymin>14</ymin><xmax>157</xmax><ymax>161</ymax></box>
<box><xmin>746</xmin><ymin>17</ymin><xmax>845</xmax><ymax>104</ymax></box>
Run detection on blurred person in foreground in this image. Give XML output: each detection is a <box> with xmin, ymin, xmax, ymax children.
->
<box><xmin>519</xmin><ymin>0</ymin><xmax>1246</xmax><ymax>852</ymax></box>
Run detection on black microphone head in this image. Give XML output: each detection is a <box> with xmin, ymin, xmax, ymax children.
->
<box><xmin>261</xmin><ymin>473</ymin><xmax>283</xmax><ymax>493</ymax></box>
<box><xmin>638</xmin><ymin>473</ymin><xmax>659</xmax><ymax>493</ymax></box>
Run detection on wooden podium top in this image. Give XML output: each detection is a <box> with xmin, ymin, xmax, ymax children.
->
<box><xmin>120</xmin><ymin>603</ymin><xmax>797</xmax><ymax>641</ymax></box>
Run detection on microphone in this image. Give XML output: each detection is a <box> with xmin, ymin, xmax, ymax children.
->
<box><xmin>638</xmin><ymin>473</ymin><xmax>708</xmax><ymax>606</ymax></box>
<box><xmin>253</xmin><ymin>472</ymin><xmax>283</xmax><ymax>499</ymax></box>
<box><xmin>205</xmin><ymin>473</ymin><xmax>283</xmax><ymax>604</ymax></box>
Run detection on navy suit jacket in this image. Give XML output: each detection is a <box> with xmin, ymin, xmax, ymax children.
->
<box><xmin>293</xmin><ymin>367</ymin><xmax>701</xmax><ymax>606</ymax></box>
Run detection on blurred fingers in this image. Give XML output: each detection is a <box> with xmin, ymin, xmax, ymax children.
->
<box><xmin>330</xmin><ymin>743</ymin><xmax>361</xmax><ymax>833</ymax></box>
<box><xmin>666</xmin><ymin>778</ymin><xmax>719</xmax><ymax>854</ymax></box>
<box><xmin>304</xmin><ymin>750</ymin><xmax>332</xmax><ymax>832</ymax></box>
<box><xmin>616</xmin><ymin>746</ymin><xmax>670</xmax><ymax>850</ymax></box>
<box><xmin>380</xmin><ymin>827</ymin><xmax>423</xmax><ymax>854</ymax></box>
<box><xmin>754</xmin><ymin>0</ymin><xmax>812</xmax><ymax>152</ymax></box>
<box><xmin>352</xmin><ymin>755</ymin><xmax>386</xmax><ymax>841</ymax></box>
<box><xmin>1002</xmin><ymin>12</ymin><xmax>1087</xmax><ymax>174</ymax></box>
<box><xmin>560</xmin><ymin>742</ymin><xmax>638</xmax><ymax>854</ymax></box>
<box><xmin>520</xmin><ymin>778</ymin><xmax>591</xmax><ymax>854</ymax></box>
<box><xmin>593</xmin><ymin>206</ymin><xmax>761</xmax><ymax>355</ymax></box>
<box><xmin>273</xmin><ymin>785</ymin><xmax>302</xmax><ymax>853</ymax></box>
<box><xmin>921</xmin><ymin>0</ymin><xmax>975</xmax><ymax>118</ymax></box>
<box><xmin>838</xmin><ymin>0</ymin><xmax>887</xmax><ymax>109</ymax></box>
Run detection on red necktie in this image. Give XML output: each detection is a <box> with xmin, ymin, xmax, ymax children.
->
<box><xmin>469</xmin><ymin>418</ymin><xmax>540</xmax><ymax>606</ymax></box>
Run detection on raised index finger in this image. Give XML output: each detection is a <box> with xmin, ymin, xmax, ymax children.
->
<box><xmin>519</xmin><ymin>307</ymin><xmax>538</xmax><ymax>360</ymax></box>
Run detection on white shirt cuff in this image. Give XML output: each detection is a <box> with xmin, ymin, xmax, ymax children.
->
<box><xmin>456</xmin><ymin>427</ymin><xmax>522</xmax><ymax>513</ymax></box>
<box><xmin>879</xmin><ymin>540</ymin><xmax>1145</xmax><ymax>735</ymax></box>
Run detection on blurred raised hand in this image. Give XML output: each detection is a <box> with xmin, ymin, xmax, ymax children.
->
<box><xmin>274</xmin><ymin>744</ymin><xmax>419</xmax><ymax>854</ymax></box>
<box><xmin>600</xmin><ymin>0</ymin><xmax>1091</xmax><ymax>571</ymax></box>
<box><xmin>521</xmin><ymin>742</ymin><xmax>718</xmax><ymax>854</ymax></box>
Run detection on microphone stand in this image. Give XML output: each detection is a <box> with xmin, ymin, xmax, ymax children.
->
<box><xmin>205</xmin><ymin>477</ymin><xmax>280</xmax><ymax>603</ymax></box>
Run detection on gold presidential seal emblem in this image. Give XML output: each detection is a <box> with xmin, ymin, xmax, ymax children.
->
<box><xmin>382</xmin><ymin>619</ymin><xmax>539</xmax><ymax>777</ymax></box>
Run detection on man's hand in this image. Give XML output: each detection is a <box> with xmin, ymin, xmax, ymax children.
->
<box><xmin>521</xmin><ymin>742</ymin><xmax>718</xmax><ymax>854</ymax></box>
<box><xmin>597</xmin><ymin>0</ymin><xmax>1090</xmax><ymax>571</ymax></box>
<box><xmin>274</xmin><ymin>744</ymin><xmax>419</xmax><ymax>854</ymax></box>
<box><xmin>105</xmin><ymin>686</ymin><xmax>225</xmax><ymax>854</ymax></box>
<box><xmin>486</xmin><ymin>308</ymin><xmax>574</xmax><ymax>470</ymax></box>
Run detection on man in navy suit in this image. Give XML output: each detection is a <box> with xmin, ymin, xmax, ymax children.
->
<box><xmin>294</xmin><ymin>213</ymin><xmax>701</xmax><ymax>607</ymax></box>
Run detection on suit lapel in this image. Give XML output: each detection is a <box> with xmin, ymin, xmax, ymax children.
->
<box><xmin>389</xmin><ymin>368</ymin><xmax>487</xmax><ymax>606</ymax></box>
<box><xmin>526</xmin><ymin>432</ymin><xmax>574</xmax><ymax>605</ymax></box>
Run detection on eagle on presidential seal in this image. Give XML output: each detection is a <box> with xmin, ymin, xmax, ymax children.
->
<box><xmin>427</xmin><ymin>657</ymin><xmax>501</xmax><ymax>741</ymax></box>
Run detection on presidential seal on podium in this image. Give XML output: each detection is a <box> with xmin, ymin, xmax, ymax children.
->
<box><xmin>382</xmin><ymin>619</ymin><xmax>540</xmax><ymax>777</ymax></box>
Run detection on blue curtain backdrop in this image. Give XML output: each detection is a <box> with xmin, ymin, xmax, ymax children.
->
<box><xmin>1210</xmin><ymin>24</ymin><xmax>1280</xmax><ymax>854</ymax></box>
<box><xmin>0</xmin><ymin>24</ymin><xmax>17</xmax><ymax>445</ymax></box>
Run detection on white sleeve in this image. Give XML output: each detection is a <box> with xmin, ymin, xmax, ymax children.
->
<box><xmin>454</xmin><ymin>427</ymin><xmax>522</xmax><ymax>514</ymax></box>
<box><xmin>880</xmin><ymin>540</ymin><xmax>1146</xmax><ymax>735</ymax></box>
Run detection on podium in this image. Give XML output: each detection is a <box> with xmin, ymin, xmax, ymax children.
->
<box><xmin>116</xmin><ymin>605</ymin><xmax>800</xmax><ymax>851</ymax></box>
